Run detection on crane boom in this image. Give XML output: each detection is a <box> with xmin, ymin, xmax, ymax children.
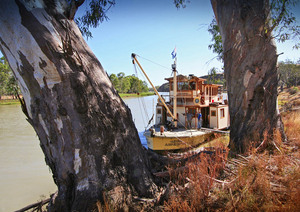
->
<box><xmin>131</xmin><ymin>53</ymin><xmax>176</xmax><ymax>121</ymax></box>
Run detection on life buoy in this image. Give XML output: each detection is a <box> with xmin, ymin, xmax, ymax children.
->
<box><xmin>201</xmin><ymin>97</ymin><xmax>205</xmax><ymax>104</ymax></box>
<box><xmin>194</xmin><ymin>97</ymin><xmax>200</xmax><ymax>104</ymax></box>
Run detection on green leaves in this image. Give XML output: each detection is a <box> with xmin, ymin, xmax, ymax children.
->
<box><xmin>278</xmin><ymin>60</ymin><xmax>300</xmax><ymax>88</ymax></box>
<box><xmin>208</xmin><ymin>18</ymin><xmax>223</xmax><ymax>62</ymax></box>
<box><xmin>268</xmin><ymin>0</ymin><xmax>299</xmax><ymax>48</ymax></box>
<box><xmin>0</xmin><ymin>57</ymin><xmax>20</xmax><ymax>96</ymax></box>
<box><xmin>109</xmin><ymin>72</ymin><xmax>149</xmax><ymax>93</ymax></box>
<box><xmin>75</xmin><ymin>0</ymin><xmax>115</xmax><ymax>39</ymax></box>
<box><xmin>173</xmin><ymin>0</ymin><xmax>190</xmax><ymax>9</ymax></box>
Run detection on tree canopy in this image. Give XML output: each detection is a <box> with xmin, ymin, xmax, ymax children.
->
<box><xmin>109</xmin><ymin>72</ymin><xmax>149</xmax><ymax>93</ymax></box>
<box><xmin>0</xmin><ymin>57</ymin><xmax>20</xmax><ymax>98</ymax></box>
<box><xmin>75</xmin><ymin>0</ymin><xmax>116</xmax><ymax>39</ymax></box>
<box><xmin>278</xmin><ymin>59</ymin><xmax>300</xmax><ymax>87</ymax></box>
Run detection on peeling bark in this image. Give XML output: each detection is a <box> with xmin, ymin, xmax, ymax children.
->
<box><xmin>0</xmin><ymin>0</ymin><xmax>158</xmax><ymax>210</ymax></box>
<box><xmin>211</xmin><ymin>0</ymin><xmax>286</xmax><ymax>154</ymax></box>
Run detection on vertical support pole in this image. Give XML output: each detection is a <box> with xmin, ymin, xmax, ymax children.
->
<box><xmin>172</xmin><ymin>59</ymin><xmax>177</xmax><ymax>127</ymax></box>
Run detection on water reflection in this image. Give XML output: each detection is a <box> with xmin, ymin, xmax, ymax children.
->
<box><xmin>123</xmin><ymin>94</ymin><xmax>166</xmax><ymax>148</ymax></box>
<box><xmin>0</xmin><ymin>105</ymin><xmax>56</xmax><ymax>212</ymax></box>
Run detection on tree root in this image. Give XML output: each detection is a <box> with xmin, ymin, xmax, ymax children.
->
<box><xmin>15</xmin><ymin>195</ymin><xmax>53</xmax><ymax>212</ymax></box>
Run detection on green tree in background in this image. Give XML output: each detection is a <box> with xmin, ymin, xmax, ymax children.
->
<box><xmin>109</xmin><ymin>72</ymin><xmax>149</xmax><ymax>93</ymax></box>
<box><xmin>109</xmin><ymin>73</ymin><xmax>120</xmax><ymax>90</ymax></box>
<box><xmin>206</xmin><ymin>67</ymin><xmax>226</xmax><ymax>88</ymax></box>
<box><xmin>0</xmin><ymin>56</ymin><xmax>20</xmax><ymax>98</ymax></box>
<box><xmin>278</xmin><ymin>60</ymin><xmax>300</xmax><ymax>87</ymax></box>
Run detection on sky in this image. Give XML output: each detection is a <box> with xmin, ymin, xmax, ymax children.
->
<box><xmin>80</xmin><ymin>0</ymin><xmax>218</xmax><ymax>86</ymax></box>
<box><xmin>80</xmin><ymin>0</ymin><xmax>300</xmax><ymax>86</ymax></box>
<box><xmin>1</xmin><ymin>0</ymin><xmax>299</xmax><ymax>87</ymax></box>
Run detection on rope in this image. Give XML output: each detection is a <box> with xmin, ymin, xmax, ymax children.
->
<box><xmin>138</xmin><ymin>55</ymin><xmax>171</xmax><ymax>71</ymax></box>
<box><xmin>137</xmin><ymin>97</ymin><xmax>147</xmax><ymax>127</ymax></box>
<box><xmin>133</xmin><ymin>61</ymin><xmax>152</xmax><ymax>130</ymax></box>
<box><xmin>132</xmin><ymin>54</ymin><xmax>190</xmax><ymax>132</ymax></box>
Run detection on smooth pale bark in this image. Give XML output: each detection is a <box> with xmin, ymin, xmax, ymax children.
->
<box><xmin>0</xmin><ymin>1</ymin><xmax>158</xmax><ymax>210</ymax></box>
<box><xmin>211</xmin><ymin>0</ymin><xmax>285</xmax><ymax>154</ymax></box>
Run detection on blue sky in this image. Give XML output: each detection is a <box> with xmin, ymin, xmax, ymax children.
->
<box><xmin>82</xmin><ymin>0</ymin><xmax>300</xmax><ymax>86</ymax></box>
<box><xmin>1</xmin><ymin>1</ymin><xmax>299</xmax><ymax>87</ymax></box>
<box><xmin>81</xmin><ymin>0</ymin><xmax>218</xmax><ymax>86</ymax></box>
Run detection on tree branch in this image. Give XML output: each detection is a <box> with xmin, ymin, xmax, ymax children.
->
<box><xmin>268</xmin><ymin>0</ymin><xmax>287</xmax><ymax>35</ymax></box>
<box><xmin>68</xmin><ymin>0</ymin><xmax>85</xmax><ymax>20</ymax></box>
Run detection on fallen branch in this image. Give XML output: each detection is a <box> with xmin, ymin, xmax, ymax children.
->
<box><xmin>15</xmin><ymin>197</ymin><xmax>51</xmax><ymax>212</ymax></box>
<box><xmin>153</xmin><ymin>166</ymin><xmax>188</xmax><ymax>178</ymax></box>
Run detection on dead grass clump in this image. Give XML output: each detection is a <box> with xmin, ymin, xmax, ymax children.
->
<box><xmin>163</xmin><ymin>144</ymin><xmax>228</xmax><ymax>211</ymax></box>
<box><xmin>206</xmin><ymin>150</ymin><xmax>300</xmax><ymax>211</ymax></box>
<box><xmin>282</xmin><ymin>111</ymin><xmax>300</xmax><ymax>146</ymax></box>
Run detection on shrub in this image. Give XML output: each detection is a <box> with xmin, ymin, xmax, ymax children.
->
<box><xmin>289</xmin><ymin>86</ymin><xmax>299</xmax><ymax>95</ymax></box>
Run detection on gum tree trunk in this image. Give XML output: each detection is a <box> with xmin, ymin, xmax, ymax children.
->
<box><xmin>0</xmin><ymin>1</ymin><xmax>158</xmax><ymax>210</ymax></box>
<box><xmin>211</xmin><ymin>0</ymin><xmax>285</xmax><ymax>154</ymax></box>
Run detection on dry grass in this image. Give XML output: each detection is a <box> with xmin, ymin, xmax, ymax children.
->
<box><xmin>163</xmin><ymin>110</ymin><xmax>300</xmax><ymax>211</ymax></box>
<box><xmin>163</xmin><ymin>143</ymin><xmax>229</xmax><ymax>211</ymax></box>
<box><xmin>282</xmin><ymin>111</ymin><xmax>300</xmax><ymax>146</ymax></box>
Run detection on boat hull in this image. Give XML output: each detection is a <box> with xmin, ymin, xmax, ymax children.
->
<box><xmin>144</xmin><ymin>129</ymin><xmax>229</xmax><ymax>152</ymax></box>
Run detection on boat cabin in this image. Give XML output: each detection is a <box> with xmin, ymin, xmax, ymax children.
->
<box><xmin>155</xmin><ymin>74</ymin><xmax>230</xmax><ymax>130</ymax></box>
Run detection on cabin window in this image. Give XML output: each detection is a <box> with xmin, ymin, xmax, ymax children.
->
<box><xmin>157</xmin><ymin>108</ymin><xmax>161</xmax><ymax>114</ymax></box>
<box><xmin>211</xmin><ymin>110</ymin><xmax>216</xmax><ymax>117</ymax></box>
<box><xmin>178</xmin><ymin>82</ymin><xmax>189</xmax><ymax>90</ymax></box>
<box><xmin>189</xmin><ymin>82</ymin><xmax>196</xmax><ymax>90</ymax></box>
<box><xmin>206</xmin><ymin>87</ymin><xmax>208</xmax><ymax>95</ymax></box>
<box><xmin>220</xmin><ymin>108</ymin><xmax>225</xmax><ymax>118</ymax></box>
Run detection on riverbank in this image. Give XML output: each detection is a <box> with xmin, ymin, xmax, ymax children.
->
<box><xmin>0</xmin><ymin>99</ymin><xmax>20</xmax><ymax>105</ymax></box>
<box><xmin>118</xmin><ymin>92</ymin><xmax>155</xmax><ymax>98</ymax></box>
<box><xmin>0</xmin><ymin>93</ymin><xmax>155</xmax><ymax>106</ymax></box>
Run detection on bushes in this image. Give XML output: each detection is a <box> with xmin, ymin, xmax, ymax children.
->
<box><xmin>289</xmin><ymin>86</ymin><xmax>299</xmax><ymax>95</ymax></box>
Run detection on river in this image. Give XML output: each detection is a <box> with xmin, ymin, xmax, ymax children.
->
<box><xmin>0</xmin><ymin>94</ymin><xmax>159</xmax><ymax>211</ymax></box>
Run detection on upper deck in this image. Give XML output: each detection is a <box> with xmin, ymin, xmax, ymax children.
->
<box><xmin>164</xmin><ymin>74</ymin><xmax>224</xmax><ymax>106</ymax></box>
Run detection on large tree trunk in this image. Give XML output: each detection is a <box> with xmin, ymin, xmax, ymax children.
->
<box><xmin>0</xmin><ymin>1</ymin><xmax>158</xmax><ymax>210</ymax></box>
<box><xmin>211</xmin><ymin>0</ymin><xmax>285</xmax><ymax>154</ymax></box>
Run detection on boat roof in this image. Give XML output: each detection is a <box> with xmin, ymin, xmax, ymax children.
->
<box><xmin>164</xmin><ymin>74</ymin><xmax>223</xmax><ymax>87</ymax></box>
<box><xmin>164</xmin><ymin>74</ymin><xmax>206</xmax><ymax>82</ymax></box>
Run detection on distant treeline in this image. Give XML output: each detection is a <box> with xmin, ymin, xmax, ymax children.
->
<box><xmin>109</xmin><ymin>72</ymin><xmax>149</xmax><ymax>93</ymax></box>
<box><xmin>278</xmin><ymin>60</ymin><xmax>300</xmax><ymax>88</ymax></box>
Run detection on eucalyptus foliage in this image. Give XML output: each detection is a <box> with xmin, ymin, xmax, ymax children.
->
<box><xmin>75</xmin><ymin>0</ymin><xmax>115</xmax><ymax>39</ymax></box>
<box><xmin>109</xmin><ymin>72</ymin><xmax>149</xmax><ymax>93</ymax></box>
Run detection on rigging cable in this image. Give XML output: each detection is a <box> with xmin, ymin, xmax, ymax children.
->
<box><xmin>138</xmin><ymin>55</ymin><xmax>171</xmax><ymax>71</ymax></box>
<box><xmin>132</xmin><ymin>61</ymin><xmax>151</xmax><ymax>129</ymax></box>
<box><xmin>134</xmin><ymin>54</ymin><xmax>189</xmax><ymax>131</ymax></box>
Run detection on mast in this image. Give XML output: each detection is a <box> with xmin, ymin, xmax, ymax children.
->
<box><xmin>172</xmin><ymin>59</ymin><xmax>177</xmax><ymax>127</ymax></box>
<box><xmin>131</xmin><ymin>53</ymin><xmax>176</xmax><ymax>121</ymax></box>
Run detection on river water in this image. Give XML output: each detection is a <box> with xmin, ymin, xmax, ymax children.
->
<box><xmin>0</xmin><ymin>95</ymin><xmax>158</xmax><ymax>211</ymax></box>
